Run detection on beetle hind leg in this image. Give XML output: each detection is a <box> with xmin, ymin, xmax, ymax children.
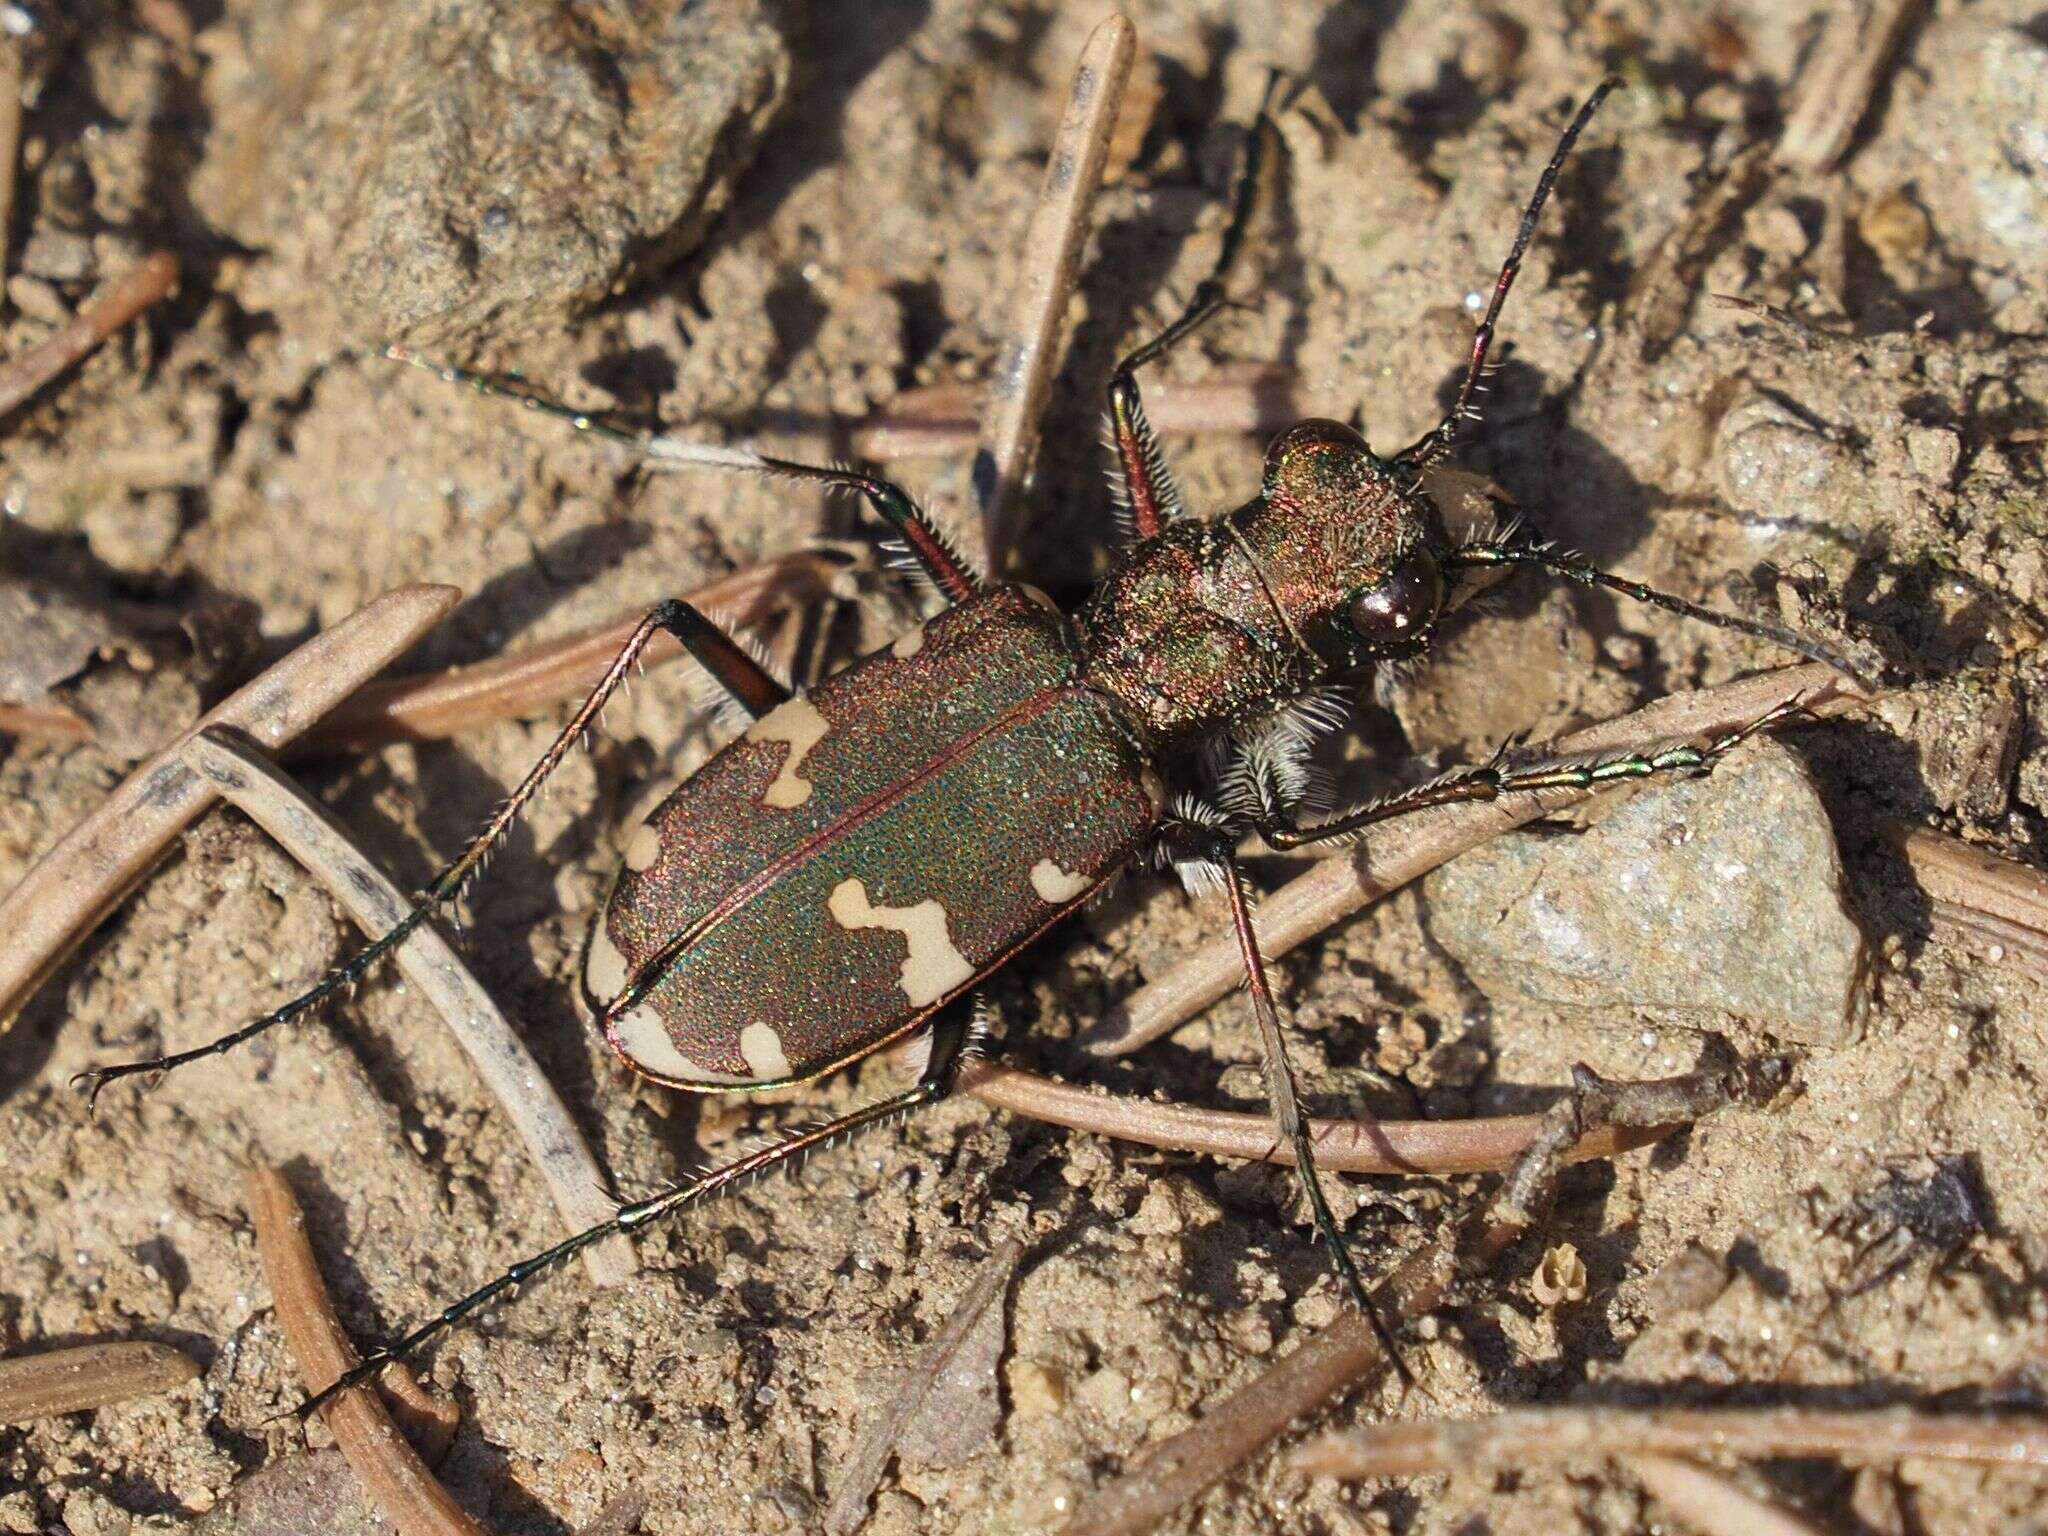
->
<box><xmin>73</xmin><ymin>600</ymin><xmax>777</xmax><ymax>1105</ymax></box>
<box><xmin>1154</xmin><ymin>809</ymin><xmax>1412</xmax><ymax>1381</ymax></box>
<box><xmin>387</xmin><ymin>349</ymin><xmax>981</xmax><ymax>606</ymax></box>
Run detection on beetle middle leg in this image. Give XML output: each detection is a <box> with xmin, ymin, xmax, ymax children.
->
<box><xmin>74</xmin><ymin>599</ymin><xmax>784</xmax><ymax>1103</ymax></box>
<box><xmin>293</xmin><ymin>999</ymin><xmax>981</xmax><ymax>1419</ymax></box>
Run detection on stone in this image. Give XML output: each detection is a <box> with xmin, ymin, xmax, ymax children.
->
<box><xmin>0</xmin><ymin>577</ymin><xmax>110</xmax><ymax>704</ymax></box>
<box><xmin>1857</xmin><ymin>188</ymin><xmax>1931</xmax><ymax>266</ymax></box>
<box><xmin>1906</xmin><ymin>11</ymin><xmax>2048</xmax><ymax>283</ymax></box>
<box><xmin>1715</xmin><ymin>393</ymin><xmax>1860</xmax><ymax>528</ymax></box>
<box><xmin>1905</xmin><ymin>425</ymin><xmax>1962</xmax><ymax>486</ymax></box>
<box><xmin>1006</xmin><ymin>1358</ymin><xmax>1068</xmax><ymax>1421</ymax></box>
<box><xmin>193</xmin><ymin>1450</ymin><xmax>390</xmax><ymax>1536</ymax></box>
<box><xmin>196</xmin><ymin>0</ymin><xmax>787</xmax><ymax>344</ymax></box>
<box><xmin>1643</xmin><ymin>1241</ymin><xmax>1730</xmax><ymax>1318</ymax></box>
<box><xmin>1421</xmin><ymin>741</ymin><xmax>1866</xmax><ymax>1045</ymax></box>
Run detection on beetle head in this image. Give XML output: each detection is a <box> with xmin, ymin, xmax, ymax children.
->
<box><xmin>1240</xmin><ymin>419</ymin><xmax>1464</xmax><ymax>679</ymax></box>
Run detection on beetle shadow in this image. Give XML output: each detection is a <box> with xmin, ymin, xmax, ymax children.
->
<box><xmin>1438</xmin><ymin>359</ymin><xmax>1661</xmax><ymax>570</ymax></box>
<box><xmin>370</xmin><ymin>513</ymin><xmax>657</xmax><ymax>681</ymax></box>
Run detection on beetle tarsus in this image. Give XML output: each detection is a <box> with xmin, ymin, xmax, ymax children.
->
<box><xmin>1208</xmin><ymin>842</ymin><xmax>1412</xmax><ymax>1383</ymax></box>
<box><xmin>287</xmin><ymin>1004</ymin><xmax>981</xmax><ymax>1419</ymax></box>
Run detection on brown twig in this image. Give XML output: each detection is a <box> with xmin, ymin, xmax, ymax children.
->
<box><xmin>1083</xmin><ymin>661</ymin><xmax>1871</xmax><ymax>1057</ymax></box>
<box><xmin>1627</xmin><ymin>140</ymin><xmax>1772</xmax><ymax>358</ymax></box>
<box><xmin>0</xmin><ymin>249</ymin><xmax>179</xmax><ymax>418</ymax></box>
<box><xmin>0</xmin><ymin>39</ymin><xmax>20</xmax><ymax>287</ymax></box>
<box><xmin>1069</xmin><ymin>1296</ymin><xmax>1440</xmax><ymax>1536</ymax></box>
<box><xmin>188</xmin><ymin>727</ymin><xmax>635</xmax><ymax>1286</ymax></box>
<box><xmin>0</xmin><ymin>582</ymin><xmax>461</xmax><ymax>1026</ymax></box>
<box><xmin>958</xmin><ymin>1061</ymin><xmax>1670</xmax><ymax>1174</ymax></box>
<box><xmin>1292</xmin><ymin>1404</ymin><xmax>2048</xmax><ymax>1479</ymax></box>
<box><xmin>854</xmin><ymin>368</ymin><xmax>1308</xmax><ymax>461</ymax></box>
<box><xmin>0</xmin><ymin>1339</ymin><xmax>200</xmax><ymax>1424</ymax></box>
<box><xmin>1625</xmin><ymin>1455</ymin><xmax>1831</xmax><ymax>1536</ymax></box>
<box><xmin>297</xmin><ymin>552</ymin><xmax>841</xmax><ymax>755</ymax></box>
<box><xmin>0</xmin><ymin>697</ymin><xmax>93</xmax><ymax>742</ymax></box>
<box><xmin>372</xmin><ymin>1360</ymin><xmax>462</xmax><ymax>1468</ymax></box>
<box><xmin>1775</xmin><ymin>0</ymin><xmax>1922</xmax><ymax>174</ymax></box>
<box><xmin>574</xmin><ymin>1491</ymin><xmax>649</xmax><ymax>1536</ymax></box>
<box><xmin>825</xmin><ymin>1239</ymin><xmax>1024</xmax><ymax>1534</ymax></box>
<box><xmin>975</xmin><ymin>15</ymin><xmax>1136</xmax><ymax>570</ymax></box>
<box><xmin>1891</xmin><ymin>823</ymin><xmax>2048</xmax><ymax>978</ymax></box>
<box><xmin>1061</xmin><ymin>1054</ymin><xmax>1767</xmax><ymax>1536</ymax></box>
<box><xmin>247</xmin><ymin>1165</ymin><xmax>494</xmax><ymax>1536</ymax></box>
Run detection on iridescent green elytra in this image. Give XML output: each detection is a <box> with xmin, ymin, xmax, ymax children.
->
<box><xmin>589</xmin><ymin>584</ymin><xmax>1160</xmax><ymax>1089</ymax></box>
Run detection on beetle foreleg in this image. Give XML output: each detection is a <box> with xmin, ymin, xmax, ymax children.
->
<box><xmin>293</xmin><ymin>1002</ymin><xmax>978</xmax><ymax>1421</ymax></box>
<box><xmin>73</xmin><ymin>600</ymin><xmax>754</xmax><ymax>1105</ymax></box>
<box><xmin>1106</xmin><ymin>77</ymin><xmax>1283</xmax><ymax>540</ymax></box>
<box><xmin>1258</xmin><ymin>696</ymin><xmax>1807</xmax><ymax>851</ymax></box>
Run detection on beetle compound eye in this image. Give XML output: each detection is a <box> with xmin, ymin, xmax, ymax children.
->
<box><xmin>1346</xmin><ymin>550</ymin><xmax>1444</xmax><ymax>643</ymax></box>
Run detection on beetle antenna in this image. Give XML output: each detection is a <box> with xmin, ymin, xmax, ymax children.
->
<box><xmin>1447</xmin><ymin>541</ymin><xmax>1871</xmax><ymax>683</ymax></box>
<box><xmin>1397</xmin><ymin>79</ymin><xmax>1619</xmax><ymax>470</ymax></box>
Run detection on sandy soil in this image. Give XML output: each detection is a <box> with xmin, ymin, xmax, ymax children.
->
<box><xmin>5</xmin><ymin>1</ymin><xmax>2048</xmax><ymax>1532</ymax></box>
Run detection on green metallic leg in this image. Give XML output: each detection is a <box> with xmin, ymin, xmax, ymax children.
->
<box><xmin>1107</xmin><ymin>82</ymin><xmax>1282</xmax><ymax>538</ymax></box>
<box><xmin>1260</xmin><ymin>697</ymin><xmax>1803</xmax><ymax>851</ymax></box>
<box><xmin>74</xmin><ymin>600</ymin><xmax>777</xmax><ymax>1105</ymax></box>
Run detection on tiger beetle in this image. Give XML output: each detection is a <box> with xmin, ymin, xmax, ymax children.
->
<box><xmin>78</xmin><ymin>79</ymin><xmax>1847</xmax><ymax>1411</ymax></box>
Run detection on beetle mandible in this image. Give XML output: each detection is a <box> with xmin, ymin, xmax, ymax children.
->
<box><xmin>78</xmin><ymin>78</ymin><xmax>1848</xmax><ymax>1405</ymax></box>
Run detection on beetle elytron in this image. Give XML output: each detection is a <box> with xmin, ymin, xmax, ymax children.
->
<box><xmin>79</xmin><ymin>79</ymin><xmax>1845</xmax><ymax>1403</ymax></box>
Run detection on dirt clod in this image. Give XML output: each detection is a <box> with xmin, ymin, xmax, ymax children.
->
<box><xmin>198</xmin><ymin>0</ymin><xmax>789</xmax><ymax>346</ymax></box>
